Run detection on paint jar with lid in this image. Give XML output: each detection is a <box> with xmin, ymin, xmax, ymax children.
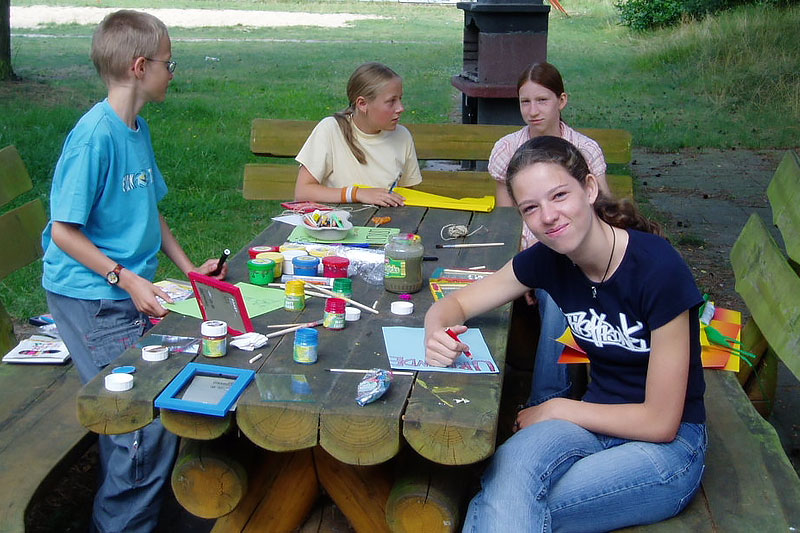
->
<box><xmin>322</xmin><ymin>256</ymin><xmax>350</xmax><ymax>278</ymax></box>
<box><xmin>249</xmin><ymin>245</ymin><xmax>278</xmax><ymax>259</ymax></box>
<box><xmin>323</xmin><ymin>298</ymin><xmax>346</xmax><ymax>330</ymax></box>
<box><xmin>282</xmin><ymin>250</ymin><xmax>306</xmax><ymax>275</ymax></box>
<box><xmin>201</xmin><ymin>320</ymin><xmax>228</xmax><ymax>358</ymax></box>
<box><xmin>293</xmin><ymin>327</ymin><xmax>319</xmax><ymax>364</ymax></box>
<box><xmin>284</xmin><ymin>280</ymin><xmax>306</xmax><ymax>311</ymax></box>
<box><xmin>292</xmin><ymin>255</ymin><xmax>320</xmax><ymax>277</ymax></box>
<box><xmin>384</xmin><ymin>233</ymin><xmax>424</xmax><ymax>294</ymax></box>
<box><xmin>279</xmin><ymin>243</ymin><xmax>307</xmax><ymax>253</ymax></box>
<box><xmin>256</xmin><ymin>251</ymin><xmax>284</xmax><ymax>277</ymax></box>
<box><xmin>332</xmin><ymin>277</ymin><xmax>353</xmax><ymax>299</ymax></box>
<box><xmin>247</xmin><ymin>258</ymin><xmax>275</xmax><ymax>285</ymax></box>
<box><xmin>307</xmin><ymin>245</ymin><xmax>332</xmax><ymax>273</ymax></box>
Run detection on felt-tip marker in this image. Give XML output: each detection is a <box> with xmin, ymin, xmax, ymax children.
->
<box><xmin>210</xmin><ymin>248</ymin><xmax>230</xmax><ymax>276</ymax></box>
<box><xmin>445</xmin><ymin>328</ymin><xmax>472</xmax><ymax>358</ymax></box>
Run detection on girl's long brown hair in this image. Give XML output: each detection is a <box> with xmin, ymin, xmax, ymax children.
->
<box><xmin>333</xmin><ymin>62</ymin><xmax>400</xmax><ymax>165</ymax></box>
<box><xmin>506</xmin><ymin>136</ymin><xmax>661</xmax><ymax>235</ymax></box>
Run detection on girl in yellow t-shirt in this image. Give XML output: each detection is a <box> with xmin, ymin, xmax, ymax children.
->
<box><xmin>294</xmin><ymin>62</ymin><xmax>422</xmax><ymax>206</ymax></box>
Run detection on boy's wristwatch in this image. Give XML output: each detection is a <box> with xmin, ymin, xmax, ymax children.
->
<box><xmin>106</xmin><ymin>264</ymin><xmax>124</xmax><ymax>285</ymax></box>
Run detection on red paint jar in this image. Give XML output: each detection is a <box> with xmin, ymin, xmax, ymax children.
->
<box><xmin>322</xmin><ymin>256</ymin><xmax>350</xmax><ymax>278</ymax></box>
<box><xmin>249</xmin><ymin>245</ymin><xmax>278</xmax><ymax>259</ymax></box>
<box><xmin>323</xmin><ymin>298</ymin><xmax>346</xmax><ymax>330</ymax></box>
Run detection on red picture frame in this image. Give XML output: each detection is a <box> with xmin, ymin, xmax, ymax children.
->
<box><xmin>188</xmin><ymin>272</ymin><xmax>254</xmax><ymax>335</ymax></box>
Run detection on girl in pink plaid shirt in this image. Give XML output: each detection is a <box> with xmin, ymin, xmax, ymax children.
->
<box><xmin>489</xmin><ymin>62</ymin><xmax>608</xmax><ymax>249</ymax></box>
<box><xmin>491</xmin><ymin>62</ymin><xmax>610</xmax><ymax>412</ymax></box>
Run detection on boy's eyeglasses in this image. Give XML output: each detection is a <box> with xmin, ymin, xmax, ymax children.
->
<box><xmin>145</xmin><ymin>58</ymin><xmax>177</xmax><ymax>73</ymax></box>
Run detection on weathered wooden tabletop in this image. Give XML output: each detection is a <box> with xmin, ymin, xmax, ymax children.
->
<box><xmin>77</xmin><ymin>205</ymin><xmax>521</xmax><ymax>466</ymax></box>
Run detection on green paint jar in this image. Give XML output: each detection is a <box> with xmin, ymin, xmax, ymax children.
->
<box><xmin>248</xmin><ymin>258</ymin><xmax>275</xmax><ymax>285</ymax></box>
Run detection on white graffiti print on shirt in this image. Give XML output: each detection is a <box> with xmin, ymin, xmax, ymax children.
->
<box><xmin>566</xmin><ymin>308</ymin><xmax>649</xmax><ymax>352</ymax></box>
<box><xmin>122</xmin><ymin>168</ymin><xmax>154</xmax><ymax>192</ymax></box>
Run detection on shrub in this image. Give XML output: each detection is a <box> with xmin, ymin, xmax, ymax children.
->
<box><xmin>615</xmin><ymin>0</ymin><xmax>795</xmax><ymax>30</ymax></box>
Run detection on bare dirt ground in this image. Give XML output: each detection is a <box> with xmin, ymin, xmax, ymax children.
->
<box><xmin>11</xmin><ymin>6</ymin><xmax>385</xmax><ymax>29</ymax></box>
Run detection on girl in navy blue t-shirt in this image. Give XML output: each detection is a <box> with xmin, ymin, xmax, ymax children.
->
<box><xmin>424</xmin><ymin>136</ymin><xmax>706</xmax><ymax>532</ymax></box>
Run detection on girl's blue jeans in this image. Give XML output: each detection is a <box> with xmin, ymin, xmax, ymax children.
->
<box><xmin>530</xmin><ymin>289</ymin><xmax>571</xmax><ymax>406</ymax></box>
<box><xmin>47</xmin><ymin>291</ymin><xmax>179</xmax><ymax>533</ymax></box>
<box><xmin>462</xmin><ymin>419</ymin><xmax>707</xmax><ymax>533</ymax></box>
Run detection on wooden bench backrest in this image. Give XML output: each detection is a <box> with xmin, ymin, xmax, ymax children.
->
<box><xmin>0</xmin><ymin>145</ymin><xmax>48</xmax><ymax>353</ymax></box>
<box><xmin>245</xmin><ymin>119</ymin><xmax>634</xmax><ymax>201</ymax></box>
<box><xmin>730</xmin><ymin>151</ymin><xmax>800</xmax><ymax>381</ymax></box>
<box><xmin>250</xmin><ymin>119</ymin><xmax>633</xmax><ymax>164</ymax></box>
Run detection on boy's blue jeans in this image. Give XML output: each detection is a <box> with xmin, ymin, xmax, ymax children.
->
<box><xmin>529</xmin><ymin>289</ymin><xmax>571</xmax><ymax>406</ymax></box>
<box><xmin>462</xmin><ymin>420</ymin><xmax>707</xmax><ymax>532</ymax></box>
<box><xmin>47</xmin><ymin>291</ymin><xmax>179</xmax><ymax>533</ymax></box>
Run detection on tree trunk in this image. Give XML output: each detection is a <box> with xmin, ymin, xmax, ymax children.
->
<box><xmin>0</xmin><ymin>0</ymin><xmax>14</xmax><ymax>80</ymax></box>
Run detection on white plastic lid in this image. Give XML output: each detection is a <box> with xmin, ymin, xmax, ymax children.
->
<box><xmin>105</xmin><ymin>373</ymin><xmax>134</xmax><ymax>392</ymax></box>
<box><xmin>201</xmin><ymin>320</ymin><xmax>228</xmax><ymax>337</ymax></box>
<box><xmin>142</xmin><ymin>345</ymin><xmax>169</xmax><ymax>362</ymax></box>
<box><xmin>391</xmin><ymin>301</ymin><xmax>414</xmax><ymax>315</ymax></box>
<box><xmin>345</xmin><ymin>306</ymin><xmax>361</xmax><ymax>321</ymax></box>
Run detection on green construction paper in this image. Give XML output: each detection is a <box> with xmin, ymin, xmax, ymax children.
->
<box><xmin>287</xmin><ymin>225</ymin><xmax>400</xmax><ymax>245</ymax></box>
<box><xmin>164</xmin><ymin>283</ymin><xmax>286</xmax><ymax>319</ymax></box>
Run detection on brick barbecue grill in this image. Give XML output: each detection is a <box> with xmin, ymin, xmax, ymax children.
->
<box><xmin>452</xmin><ymin>0</ymin><xmax>551</xmax><ymax>125</ymax></box>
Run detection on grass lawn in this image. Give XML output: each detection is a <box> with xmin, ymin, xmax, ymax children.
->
<box><xmin>1</xmin><ymin>0</ymin><xmax>798</xmax><ymax>320</ymax></box>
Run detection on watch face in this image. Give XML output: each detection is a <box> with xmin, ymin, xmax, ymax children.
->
<box><xmin>107</xmin><ymin>271</ymin><xmax>119</xmax><ymax>285</ymax></box>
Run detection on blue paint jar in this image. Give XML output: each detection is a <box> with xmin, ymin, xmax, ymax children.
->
<box><xmin>293</xmin><ymin>327</ymin><xmax>319</xmax><ymax>364</ymax></box>
<box><xmin>292</xmin><ymin>255</ymin><xmax>320</xmax><ymax>277</ymax></box>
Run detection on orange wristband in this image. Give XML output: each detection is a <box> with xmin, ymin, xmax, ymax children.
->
<box><xmin>352</xmin><ymin>186</ymin><xmax>359</xmax><ymax>203</ymax></box>
<box><xmin>340</xmin><ymin>187</ymin><xmax>347</xmax><ymax>203</ymax></box>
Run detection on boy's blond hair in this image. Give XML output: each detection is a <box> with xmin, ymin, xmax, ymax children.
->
<box><xmin>91</xmin><ymin>10</ymin><xmax>169</xmax><ymax>84</ymax></box>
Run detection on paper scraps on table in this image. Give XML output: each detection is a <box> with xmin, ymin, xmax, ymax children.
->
<box><xmin>381</xmin><ymin>326</ymin><xmax>499</xmax><ymax>374</ymax></box>
<box><xmin>230</xmin><ymin>332</ymin><xmax>269</xmax><ymax>351</ymax></box>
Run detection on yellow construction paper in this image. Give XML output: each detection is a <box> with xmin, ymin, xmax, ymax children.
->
<box><xmin>356</xmin><ymin>185</ymin><xmax>495</xmax><ymax>212</ymax></box>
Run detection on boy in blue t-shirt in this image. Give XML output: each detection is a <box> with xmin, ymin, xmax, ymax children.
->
<box><xmin>41</xmin><ymin>10</ymin><xmax>226</xmax><ymax>532</ymax></box>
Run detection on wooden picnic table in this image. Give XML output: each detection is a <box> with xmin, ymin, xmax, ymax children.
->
<box><xmin>76</xmin><ymin>204</ymin><xmax>521</xmax><ymax>529</ymax></box>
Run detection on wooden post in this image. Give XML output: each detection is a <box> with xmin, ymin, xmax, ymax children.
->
<box><xmin>212</xmin><ymin>448</ymin><xmax>319</xmax><ymax>533</ymax></box>
<box><xmin>313</xmin><ymin>447</ymin><xmax>393</xmax><ymax>533</ymax></box>
<box><xmin>171</xmin><ymin>435</ymin><xmax>253</xmax><ymax>519</ymax></box>
<box><xmin>385</xmin><ymin>456</ymin><xmax>469</xmax><ymax>533</ymax></box>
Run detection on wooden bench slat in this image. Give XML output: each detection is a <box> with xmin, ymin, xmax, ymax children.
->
<box><xmin>249</xmin><ymin>119</ymin><xmax>632</xmax><ymax>164</ymax></box>
<box><xmin>243</xmin><ymin>162</ymin><xmax>633</xmax><ymax>202</ymax></box>
<box><xmin>0</xmin><ymin>364</ymin><xmax>93</xmax><ymax>533</ymax></box>
<box><xmin>0</xmin><ymin>199</ymin><xmax>47</xmax><ymax>280</ymax></box>
<box><xmin>767</xmin><ymin>151</ymin><xmax>800</xmax><ymax>263</ymax></box>
<box><xmin>730</xmin><ymin>213</ymin><xmax>800</xmax><ymax>381</ymax></box>
<box><xmin>0</xmin><ymin>145</ymin><xmax>32</xmax><ymax>207</ymax></box>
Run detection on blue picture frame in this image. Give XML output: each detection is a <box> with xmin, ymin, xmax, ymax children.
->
<box><xmin>155</xmin><ymin>362</ymin><xmax>255</xmax><ymax>417</ymax></box>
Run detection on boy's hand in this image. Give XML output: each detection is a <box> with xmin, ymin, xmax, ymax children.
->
<box><xmin>193</xmin><ymin>258</ymin><xmax>228</xmax><ymax>280</ymax></box>
<box><xmin>118</xmin><ymin>270</ymin><xmax>172</xmax><ymax>317</ymax></box>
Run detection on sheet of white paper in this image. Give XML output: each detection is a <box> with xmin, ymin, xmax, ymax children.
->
<box><xmin>272</xmin><ymin>214</ymin><xmax>304</xmax><ymax>226</ymax></box>
<box><xmin>382</xmin><ymin>326</ymin><xmax>499</xmax><ymax>373</ymax></box>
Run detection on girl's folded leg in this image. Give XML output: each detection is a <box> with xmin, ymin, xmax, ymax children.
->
<box><xmin>462</xmin><ymin>419</ymin><xmax>604</xmax><ymax>533</ymax></box>
<box><xmin>548</xmin><ymin>423</ymin><xmax>707</xmax><ymax>533</ymax></box>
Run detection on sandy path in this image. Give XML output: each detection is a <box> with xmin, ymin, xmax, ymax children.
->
<box><xmin>11</xmin><ymin>5</ymin><xmax>386</xmax><ymax>29</ymax></box>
